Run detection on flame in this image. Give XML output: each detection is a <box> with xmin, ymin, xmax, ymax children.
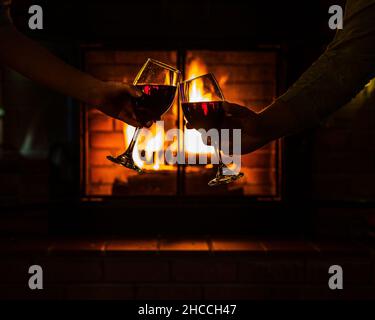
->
<box><xmin>184</xmin><ymin>57</ymin><xmax>216</xmax><ymax>155</ymax></box>
<box><xmin>186</xmin><ymin>58</ymin><xmax>212</xmax><ymax>103</ymax></box>
<box><xmin>121</xmin><ymin>57</ymin><xmax>228</xmax><ymax>170</ymax></box>
<box><xmin>123</xmin><ymin>122</ymin><xmax>173</xmax><ymax>171</ymax></box>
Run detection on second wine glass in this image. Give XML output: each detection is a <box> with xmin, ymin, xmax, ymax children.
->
<box><xmin>180</xmin><ymin>73</ymin><xmax>244</xmax><ymax>186</ymax></box>
<box><xmin>107</xmin><ymin>58</ymin><xmax>181</xmax><ymax>173</ymax></box>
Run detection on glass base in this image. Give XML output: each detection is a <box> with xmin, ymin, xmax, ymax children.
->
<box><xmin>107</xmin><ymin>154</ymin><xmax>144</xmax><ymax>174</ymax></box>
<box><xmin>208</xmin><ymin>171</ymin><xmax>244</xmax><ymax>187</ymax></box>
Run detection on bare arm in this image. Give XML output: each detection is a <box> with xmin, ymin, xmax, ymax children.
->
<box><xmin>258</xmin><ymin>47</ymin><xmax>375</xmax><ymax>146</ymax></box>
<box><xmin>0</xmin><ymin>25</ymin><xmax>108</xmax><ymax>105</ymax></box>
<box><xmin>257</xmin><ymin>0</ymin><xmax>375</xmax><ymax>147</ymax></box>
<box><xmin>0</xmin><ymin>23</ymin><xmax>143</xmax><ymax>126</ymax></box>
<box><xmin>184</xmin><ymin>1</ymin><xmax>375</xmax><ymax>155</ymax></box>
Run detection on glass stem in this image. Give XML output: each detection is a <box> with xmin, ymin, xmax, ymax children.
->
<box><xmin>212</xmin><ymin>138</ymin><xmax>224</xmax><ymax>176</ymax></box>
<box><xmin>124</xmin><ymin>127</ymin><xmax>141</xmax><ymax>157</ymax></box>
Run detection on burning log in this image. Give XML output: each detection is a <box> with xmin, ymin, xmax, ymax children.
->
<box><xmin>112</xmin><ymin>172</ymin><xmax>176</xmax><ymax>195</ymax></box>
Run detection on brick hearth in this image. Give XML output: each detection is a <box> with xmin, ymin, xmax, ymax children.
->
<box><xmin>1</xmin><ymin>238</ymin><xmax>374</xmax><ymax>300</ymax></box>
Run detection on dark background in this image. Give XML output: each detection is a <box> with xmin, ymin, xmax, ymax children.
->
<box><xmin>4</xmin><ymin>0</ymin><xmax>341</xmax><ymax>176</ymax></box>
<box><xmin>1</xmin><ymin>0</ymin><xmax>374</xmax><ymax>237</ymax></box>
<box><xmin>1</xmin><ymin>0</ymin><xmax>375</xmax><ymax>301</ymax></box>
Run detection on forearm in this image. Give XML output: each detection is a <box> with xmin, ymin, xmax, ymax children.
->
<box><xmin>0</xmin><ymin>25</ymin><xmax>105</xmax><ymax>105</ymax></box>
<box><xmin>257</xmin><ymin>0</ymin><xmax>375</xmax><ymax>142</ymax></box>
<box><xmin>258</xmin><ymin>44</ymin><xmax>375</xmax><ymax>142</ymax></box>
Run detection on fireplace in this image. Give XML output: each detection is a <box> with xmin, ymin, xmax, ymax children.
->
<box><xmin>81</xmin><ymin>49</ymin><xmax>282</xmax><ymax>199</ymax></box>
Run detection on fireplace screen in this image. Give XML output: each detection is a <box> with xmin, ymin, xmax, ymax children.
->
<box><xmin>81</xmin><ymin>50</ymin><xmax>281</xmax><ymax>198</ymax></box>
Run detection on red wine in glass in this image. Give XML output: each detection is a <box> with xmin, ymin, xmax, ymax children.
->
<box><xmin>133</xmin><ymin>84</ymin><xmax>177</xmax><ymax>125</ymax></box>
<box><xmin>107</xmin><ymin>58</ymin><xmax>180</xmax><ymax>173</ymax></box>
<box><xmin>180</xmin><ymin>73</ymin><xmax>244</xmax><ymax>186</ymax></box>
<box><xmin>181</xmin><ymin>101</ymin><xmax>224</xmax><ymax>129</ymax></box>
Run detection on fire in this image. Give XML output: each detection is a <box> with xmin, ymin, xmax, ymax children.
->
<box><xmin>123</xmin><ymin>122</ymin><xmax>175</xmax><ymax>171</ymax></box>
<box><xmin>184</xmin><ymin>58</ymin><xmax>216</xmax><ymax>155</ymax></box>
<box><xmin>188</xmin><ymin>58</ymin><xmax>210</xmax><ymax>103</ymax></box>
<box><xmin>122</xmin><ymin>57</ymin><xmax>228</xmax><ymax>171</ymax></box>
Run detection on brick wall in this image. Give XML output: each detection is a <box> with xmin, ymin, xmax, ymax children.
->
<box><xmin>312</xmin><ymin>79</ymin><xmax>375</xmax><ymax>201</ymax></box>
<box><xmin>0</xmin><ymin>67</ymin><xmax>3</xmax><ymax>144</ymax></box>
<box><xmin>0</xmin><ymin>68</ymin><xmax>54</xmax><ymax>205</ymax></box>
<box><xmin>83</xmin><ymin>50</ymin><xmax>280</xmax><ymax>198</ymax></box>
<box><xmin>185</xmin><ymin>51</ymin><xmax>279</xmax><ymax>197</ymax></box>
<box><xmin>84</xmin><ymin>51</ymin><xmax>178</xmax><ymax>196</ymax></box>
<box><xmin>1</xmin><ymin>239</ymin><xmax>374</xmax><ymax>300</ymax></box>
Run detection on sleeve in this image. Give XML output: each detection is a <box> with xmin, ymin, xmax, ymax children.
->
<box><xmin>0</xmin><ymin>0</ymin><xmax>12</xmax><ymax>26</ymax></box>
<box><xmin>276</xmin><ymin>1</ymin><xmax>375</xmax><ymax>130</ymax></box>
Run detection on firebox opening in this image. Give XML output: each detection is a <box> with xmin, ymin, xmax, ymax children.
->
<box><xmin>81</xmin><ymin>49</ymin><xmax>282</xmax><ymax>199</ymax></box>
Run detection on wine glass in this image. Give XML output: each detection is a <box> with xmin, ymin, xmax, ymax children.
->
<box><xmin>107</xmin><ymin>59</ymin><xmax>180</xmax><ymax>173</ymax></box>
<box><xmin>180</xmin><ymin>73</ymin><xmax>244</xmax><ymax>186</ymax></box>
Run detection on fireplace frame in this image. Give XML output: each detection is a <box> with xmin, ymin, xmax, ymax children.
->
<box><xmin>79</xmin><ymin>44</ymin><xmax>288</xmax><ymax>203</ymax></box>
<box><xmin>47</xmin><ymin>41</ymin><xmax>318</xmax><ymax>236</ymax></box>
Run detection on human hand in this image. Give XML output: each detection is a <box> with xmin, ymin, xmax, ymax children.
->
<box><xmin>186</xmin><ymin>101</ymin><xmax>267</xmax><ymax>154</ymax></box>
<box><xmin>93</xmin><ymin>81</ymin><xmax>153</xmax><ymax>127</ymax></box>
